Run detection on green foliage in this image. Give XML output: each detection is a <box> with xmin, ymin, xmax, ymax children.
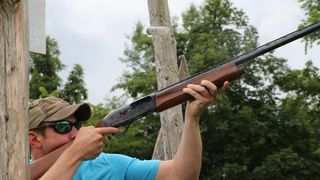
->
<box><xmin>198</xmin><ymin>57</ymin><xmax>320</xmax><ymax>179</ymax></box>
<box><xmin>29</xmin><ymin>36</ymin><xmax>88</xmax><ymax>103</ymax></box>
<box><xmin>252</xmin><ymin>148</ymin><xmax>320</xmax><ymax>180</ymax></box>
<box><xmin>298</xmin><ymin>0</ymin><xmax>320</xmax><ymax>48</ymax></box>
<box><xmin>61</xmin><ymin>64</ymin><xmax>88</xmax><ymax>104</ymax></box>
<box><xmin>276</xmin><ymin>61</ymin><xmax>320</xmax><ymax>97</ymax></box>
<box><xmin>180</xmin><ymin>0</ymin><xmax>258</xmax><ymax>73</ymax></box>
<box><xmin>38</xmin><ymin>86</ymin><xmax>60</xmax><ymax>98</ymax></box>
<box><xmin>29</xmin><ymin>36</ymin><xmax>65</xmax><ymax>99</ymax></box>
<box><xmin>112</xmin><ymin>22</ymin><xmax>157</xmax><ymax>98</ymax></box>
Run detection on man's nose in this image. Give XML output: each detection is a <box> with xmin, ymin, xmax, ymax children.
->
<box><xmin>69</xmin><ymin>126</ymin><xmax>79</xmax><ymax>139</ymax></box>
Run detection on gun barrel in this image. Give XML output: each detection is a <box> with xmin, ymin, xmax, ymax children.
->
<box><xmin>234</xmin><ymin>21</ymin><xmax>320</xmax><ymax>65</ymax></box>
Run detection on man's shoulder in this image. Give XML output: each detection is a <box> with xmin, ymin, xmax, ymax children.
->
<box><xmin>79</xmin><ymin>153</ymin><xmax>134</xmax><ymax>167</ymax></box>
<box><xmin>74</xmin><ymin>153</ymin><xmax>160</xmax><ymax>179</ymax></box>
<box><xmin>74</xmin><ymin>153</ymin><xmax>133</xmax><ymax>179</ymax></box>
<box><xmin>86</xmin><ymin>153</ymin><xmax>132</xmax><ymax>162</ymax></box>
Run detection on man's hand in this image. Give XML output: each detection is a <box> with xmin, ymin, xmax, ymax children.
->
<box><xmin>70</xmin><ymin>126</ymin><xmax>120</xmax><ymax>160</ymax></box>
<box><xmin>39</xmin><ymin>127</ymin><xmax>120</xmax><ymax>180</ymax></box>
<box><xmin>183</xmin><ymin>80</ymin><xmax>229</xmax><ymax>119</ymax></box>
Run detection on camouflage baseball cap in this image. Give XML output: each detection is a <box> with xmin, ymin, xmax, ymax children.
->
<box><xmin>29</xmin><ymin>96</ymin><xmax>91</xmax><ymax>130</ymax></box>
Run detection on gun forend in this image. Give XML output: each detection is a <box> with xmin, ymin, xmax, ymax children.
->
<box><xmin>155</xmin><ymin>63</ymin><xmax>245</xmax><ymax>112</ymax></box>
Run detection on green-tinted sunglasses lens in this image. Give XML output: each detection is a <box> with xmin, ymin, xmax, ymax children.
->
<box><xmin>54</xmin><ymin>121</ymin><xmax>72</xmax><ymax>133</ymax></box>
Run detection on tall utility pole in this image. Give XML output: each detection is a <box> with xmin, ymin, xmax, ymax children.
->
<box><xmin>0</xmin><ymin>0</ymin><xmax>29</xmax><ymax>179</ymax></box>
<box><xmin>147</xmin><ymin>0</ymin><xmax>184</xmax><ymax>160</ymax></box>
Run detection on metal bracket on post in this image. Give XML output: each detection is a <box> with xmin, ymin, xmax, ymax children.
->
<box><xmin>146</xmin><ymin>26</ymin><xmax>171</xmax><ymax>36</ymax></box>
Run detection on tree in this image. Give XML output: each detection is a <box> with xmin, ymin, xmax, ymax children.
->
<box><xmin>250</xmin><ymin>61</ymin><xmax>320</xmax><ymax>179</ymax></box>
<box><xmin>29</xmin><ymin>36</ymin><xmax>65</xmax><ymax>99</ymax></box>
<box><xmin>298</xmin><ymin>0</ymin><xmax>320</xmax><ymax>48</ymax></box>
<box><xmin>179</xmin><ymin>0</ymin><xmax>258</xmax><ymax>73</ymax></box>
<box><xmin>61</xmin><ymin>64</ymin><xmax>88</xmax><ymax>104</ymax></box>
<box><xmin>29</xmin><ymin>37</ymin><xmax>88</xmax><ymax>103</ymax></box>
<box><xmin>112</xmin><ymin>22</ymin><xmax>157</xmax><ymax>98</ymax></box>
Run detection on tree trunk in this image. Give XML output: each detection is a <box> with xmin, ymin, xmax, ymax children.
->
<box><xmin>147</xmin><ymin>0</ymin><xmax>184</xmax><ymax>160</ymax></box>
<box><xmin>0</xmin><ymin>0</ymin><xmax>29</xmax><ymax>179</ymax></box>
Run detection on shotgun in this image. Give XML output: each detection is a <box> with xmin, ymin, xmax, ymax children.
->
<box><xmin>30</xmin><ymin>21</ymin><xmax>320</xmax><ymax>179</ymax></box>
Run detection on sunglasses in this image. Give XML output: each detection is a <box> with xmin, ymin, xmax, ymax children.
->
<box><xmin>30</xmin><ymin>120</ymin><xmax>81</xmax><ymax>134</ymax></box>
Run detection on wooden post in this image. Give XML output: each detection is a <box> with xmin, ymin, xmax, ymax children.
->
<box><xmin>178</xmin><ymin>55</ymin><xmax>190</xmax><ymax>81</ymax></box>
<box><xmin>0</xmin><ymin>0</ymin><xmax>29</xmax><ymax>179</ymax></box>
<box><xmin>147</xmin><ymin>0</ymin><xmax>184</xmax><ymax>160</ymax></box>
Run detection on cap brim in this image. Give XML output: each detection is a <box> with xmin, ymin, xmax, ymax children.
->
<box><xmin>45</xmin><ymin>103</ymin><xmax>91</xmax><ymax>122</ymax></box>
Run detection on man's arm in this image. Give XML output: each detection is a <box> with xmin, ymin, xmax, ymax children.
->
<box><xmin>39</xmin><ymin>126</ymin><xmax>120</xmax><ymax>180</ymax></box>
<box><xmin>156</xmin><ymin>80</ymin><xmax>228</xmax><ymax>180</ymax></box>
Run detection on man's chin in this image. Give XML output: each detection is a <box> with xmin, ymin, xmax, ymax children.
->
<box><xmin>49</xmin><ymin>141</ymin><xmax>73</xmax><ymax>154</ymax></box>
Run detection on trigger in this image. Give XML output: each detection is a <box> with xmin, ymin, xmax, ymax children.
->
<box><xmin>114</xmin><ymin>123</ymin><xmax>131</xmax><ymax>137</ymax></box>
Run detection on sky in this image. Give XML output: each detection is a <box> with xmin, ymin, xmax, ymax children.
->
<box><xmin>46</xmin><ymin>0</ymin><xmax>320</xmax><ymax>105</ymax></box>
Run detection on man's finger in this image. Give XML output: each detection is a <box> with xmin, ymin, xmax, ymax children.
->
<box><xmin>187</xmin><ymin>84</ymin><xmax>212</xmax><ymax>98</ymax></box>
<box><xmin>95</xmin><ymin>127</ymin><xmax>121</xmax><ymax>135</ymax></box>
<box><xmin>183</xmin><ymin>87</ymin><xmax>207</xmax><ymax>101</ymax></box>
<box><xmin>200</xmin><ymin>80</ymin><xmax>218</xmax><ymax>96</ymax></box>
<box><xmin>218</xmin><ymin>81</ymin><xmax>229</xmax><ymax>92</ymax></box>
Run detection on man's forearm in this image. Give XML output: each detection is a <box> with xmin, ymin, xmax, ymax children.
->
<box><xmin>156</xmin><ymin>114</ymin><xmax>202</xmax><ymax>180</ymax></box>
<box><xmin>173</xmin><ymin>114</ymin><xmax>202</xmax><ymax>179</ymax></box>
<box><xmin>156</xmin><ymin>80</ymin><xmax>222</xmax><ymax>180</ymax></box>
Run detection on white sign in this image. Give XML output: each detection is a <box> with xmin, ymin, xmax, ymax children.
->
<box><xmin>28</xmin><ymin>0</ymin><xmax>46</xmax><ymax>54</ymax></box>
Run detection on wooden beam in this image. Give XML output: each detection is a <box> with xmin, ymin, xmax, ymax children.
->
<box><xmin>178</xmin><ymin>55</ymin><xmax>190</xmax><ymax>81</ymax></box>
<box><xmin>147</xmin><ymin>0</ymin><xmax>183</xmax><ymax>160</ymax></box>
<box><xmin>0</xmin><ymin>0</ymin><xmax>29</xmax><ymax>179</ymax></box>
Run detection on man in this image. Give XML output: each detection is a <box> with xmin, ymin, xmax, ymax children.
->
<box><xmin>29</xmin><ymin>80</ymin><xmax>228</xmax><ymax>179</ymax></box>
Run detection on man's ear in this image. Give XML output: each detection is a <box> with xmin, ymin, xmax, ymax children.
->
<box><xmin>29</xmin><ymin>131</ymin><xmax>43</xmax><ymax>148</ymax></box>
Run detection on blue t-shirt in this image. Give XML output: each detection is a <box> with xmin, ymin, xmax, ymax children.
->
<box><xmin>73</xmin><ymin>153</ymin><xmax>160</xmax><ymax>180</ymax></box>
